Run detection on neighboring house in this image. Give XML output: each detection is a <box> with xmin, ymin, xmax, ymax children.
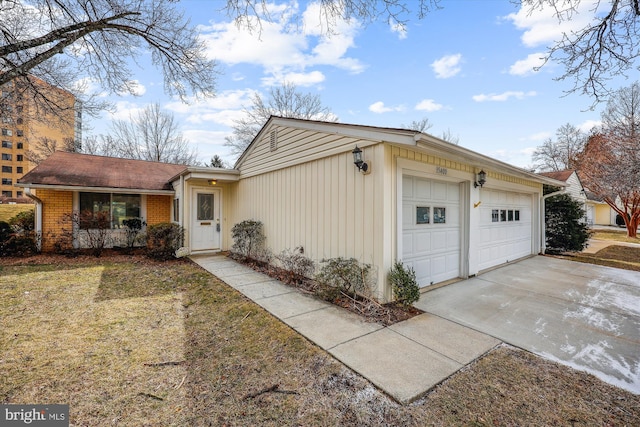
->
<box><xmin>539</xmin><ymin>169</ymin><xmax>617</xmax><ymax>226</ymax></box>
<box><xmin>18</xmin><ymin>117</ymin><xmax>563</xmax><ymax>301</ymax></box>
<box><xmin>584</xmin><ymin>190</ymin><xmax>619</xmax><ymax>226</ymax></box>
<box><xmin>539</xmin><ymin>169</ymin><xmax>589</xmax><ymax>221</ymax></box>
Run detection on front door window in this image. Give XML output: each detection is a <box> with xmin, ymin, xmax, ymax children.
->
<box><xmin>197</xmin><ymin>193</ymin><xmax>214</xmax><ymax>221</ymax></box>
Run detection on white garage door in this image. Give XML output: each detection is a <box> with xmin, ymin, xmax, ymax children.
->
<box><xmin>478</xmin><ymin>189</ymin><xmax>533</xmax><ymax>271</ymax></box>
<box><xmin>402</xmin><ymin>175</ymin><xmax>461</xmax><ymax>288</ymax></box>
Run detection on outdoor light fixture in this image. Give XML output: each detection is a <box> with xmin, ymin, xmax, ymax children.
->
<box><xmin>208</xmin><ymin>179</ymin><xmax>217</xmax><ymax>186</ymax></box>
<box><xmin>352</xmin><ymin>145</ymin><xmax>369</xmax><ymax>173</ymax></box>
<box><xmin>474</xmin><ymin>170</ymin><xmax>486</xmax><ymax>188</ymax></box>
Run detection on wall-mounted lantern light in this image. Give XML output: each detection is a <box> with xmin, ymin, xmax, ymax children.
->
<box><xmin>474</xmin><ymin>170</ymin><xmax>486</xmax><ymax>188</ymax></box>
<box><xmin>352</xmin><ymin>145</ymin><xmax>369</xmax><ymax>173</ymax></box>
<box><xmin>208</xmin><ymin>179</ymin><xmax>217</xmax><ymax>186</ymax></box>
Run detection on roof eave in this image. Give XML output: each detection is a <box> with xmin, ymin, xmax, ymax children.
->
<box><xmin>413</xmin><ymin>134</ymin><xmax>566</xmax><ymax>187</ymax></box>
<box><xmin>15</xmin><ymin>183</ymin><xmax>175</xmax><ymax>195</ymax></box>
<box><xmin>168</xmin><ymin>167</ymin><xmax>241</xmax><ymax>183</ymax></box>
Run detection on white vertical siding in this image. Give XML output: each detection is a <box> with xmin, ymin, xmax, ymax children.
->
<box><xmin>233</xmin><ymin>144</ymin><xmax>388</xmax><ymax>299</ymax></box>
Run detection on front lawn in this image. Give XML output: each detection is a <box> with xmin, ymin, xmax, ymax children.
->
<box><xmin>591</xmin><ymin>229</ymin><xmax>640</xmax><ymax>244</ymax></box>
<box><xmin>1</xmin><ymin>256</ymin><xmax>639</xmax><ymax>425</ymax></box>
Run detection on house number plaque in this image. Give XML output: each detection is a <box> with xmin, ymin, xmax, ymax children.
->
<box><xmin>436</xmin><ymin>166</ymin><xmax>448</xmax><ymax>175</ymax></box>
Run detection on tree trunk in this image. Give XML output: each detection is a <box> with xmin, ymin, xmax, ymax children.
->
<box><xmin>627</xmin><ymin>216</ymin><xmax>639</xmax><ymax>238</ymax></box>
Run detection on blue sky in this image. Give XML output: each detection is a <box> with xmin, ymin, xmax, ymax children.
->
<box><xmin>89</xmin><ymin>0</ymin><xmax>620</xmax><ymax>168</ymax></box>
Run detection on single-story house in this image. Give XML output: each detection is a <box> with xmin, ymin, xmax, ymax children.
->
<box><xmin>538</xmin><ymin>169</ymin><xmax>618</xmax><ymax>226</ymax></box>
<box><xmin>539</xmin><ymin>169</ymin><xmax>588</xmax><ymax>220</ymax></box>
<box><xmin>18</xmin><ymin>117</ymin><xmax>564</xmax><ymax>301</ymax></box>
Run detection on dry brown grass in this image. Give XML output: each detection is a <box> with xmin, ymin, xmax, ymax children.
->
<box><xmin>565</xmin><ymin>245</ymin><xmax>640</xmax><ymax>271</ymax></box>
<box><xmin>592</xmin><ymin>229</ymin><xmax>640</xmax><ymax>244</ymax></box>
<box><xmin>2</xmin><ymin>256</ymin><xmax>639</xmax><ymax>426</ymax></box>
<box><xmin>0</xmin><ymin>204</ymin><xmax>33</xmax><ymax>222</ymax></box>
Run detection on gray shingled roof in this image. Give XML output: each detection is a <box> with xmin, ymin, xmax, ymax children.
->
<box><xmin>18</xmin><ymin>151</ymin><xmax>187</xmax><ymax>191</ymax></box>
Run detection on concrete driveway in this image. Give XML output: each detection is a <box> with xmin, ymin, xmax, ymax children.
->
<box><xmin>415</xmin><ymin>256</ymin><xmax>640</xmax><ymax>394</ymax></box>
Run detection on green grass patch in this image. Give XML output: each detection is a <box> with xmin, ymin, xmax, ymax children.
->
<box><xmin>0</xmin><ymin>204</ymin><xmax>33</xmax><ymax>222</ymax></box>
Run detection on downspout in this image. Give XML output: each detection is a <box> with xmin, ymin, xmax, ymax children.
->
<box><xmin>23</xmin><ymin>187</ymin><xmax>43</xmax><ymax>251</ymax></box>
<box><xmin>540</xmin><ymin>190</ymin><xmax>566</xmax><ymax>254</ymax></box>
<box><xmin>179</xmin><ymin>173</ymin><xmax>185</xmax><ymax>229</ymax></box>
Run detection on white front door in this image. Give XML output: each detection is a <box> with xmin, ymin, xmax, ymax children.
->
<box><xmin>191</xmin><ymin>188</ymin><xmax>221</xmax><ymax>251</ymax></box>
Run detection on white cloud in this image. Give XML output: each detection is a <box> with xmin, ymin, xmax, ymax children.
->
<box><xmin>509</xmin><ymin>52</ymin><xmax>546</xmax><ymax>76</ymax></box>
<box><xmin>183</xmin><ymin>129</ymin><xmax>235</xmax><ymax>165</ymax></box>
<box><xmin>116</xmin><ymin>80</ymin><xmax>146</xmax><ymax>97</ymax></box>
<box><xmin>415</xmin><ymin>99</ymin><xmax>444</xmax><ymax>112</ymax></box>
<box><xmin>108</xmin><ymin>101</ymin><xmax>145</xmax><ymax>121</ymax></box>
<box><xmin>198</xmin><ymin>2</ymin><xmax>364</xmax><ymax>84</ymax></box>
<box><xmin>472</xmin><ymin>91</ymin><xmax>537</xmax><ymax>102</ymax></box>
<box><xmin>369</xmin><ymin>101</ymin><xmax>404</xmax><ymax>113</ymax></box>
<box><xmin>578</xmin><ymin>119</ymin><xmax>601</xmax><ymax>133</ymax></box>
<box><xmin>526</xmin><ymin>131</ymin><xmax>552</xmax><ymax>142</ymax></box>
<box><xmin>431</xmin><ymin>54</ymin><xmax>462</xmax><ymax>79</ymax></box>
<box><xmin>261</xmin><ymin>70</ymin><xmax>325</xmax><ymax>87</ymax></box>
<box><xmin>506</xmin><ymin>2</ymin><xmax>599</xmax><ymax>48</ymax></box>
<box><xmin>164</xmin><ymin>89</ymin><xmax>255</xmax><ymax>126</ymax></box>
<box><xmin>389</xmin><ymin>20</ymin><xmax>407</xmax><ymax>40</ymax></box>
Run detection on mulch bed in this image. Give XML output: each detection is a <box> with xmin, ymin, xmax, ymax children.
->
<box><xmin>228</xmin><ymin>253</ymin><xmax>423</xmax><ymax>326</ymax></box>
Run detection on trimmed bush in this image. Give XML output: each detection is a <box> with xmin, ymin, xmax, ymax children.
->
<box><xmin>388</xmin><ymin>261</ymin><xmax>420</xmax><ymax>307</ymax></box>
<box><xmin>0</xmin><ymin>220</ymin><xmax>38</xmax><ymax>257</ymax></box>
<box><xmin>145</xmin><ymin>222</ymin><xmax>185</xmax><ymax>260</ymax></box>
<box><xmin>9</xmin><ymin>209</ymin><xmax>35</xmax><ymax>232</ymax></box>
<box><xmin>545</xmin><ymin>193</ymin><xmax>591</xmax><ymax>254</ymax></box>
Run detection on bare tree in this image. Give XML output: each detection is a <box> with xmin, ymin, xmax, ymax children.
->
<box><xmin>402</xmin><ymin>117</ymin><xmax>433</xmax><ymax>133</ymax></box>
<box><xmin>578</xmin><ymin>82</ymin><xmax>640</xmax><ymax>237</ymax></box>
<box><xmin>105</xmin><ymin>103</ymin><xmax>199</xmax><ymax>165</ymax></box>
<box><xmin>524</xmin><ymin>0</ymin><xmax>640</xmax><ymax>104</ymax></box>
<box><xmin>532</xmin><ymin>123</ymin><xmax>587</xmax><ymax>171</ymax></box>
<box><xmin>402</xmin><ymin>117</ymin><xmax>459</xmax><ymax>144</ymax></box>
<box><xmin>225</xmin><ymin>82</ymin><xmax>337</xmax><ymax>157</ymax></box>
<box><xmin>25</xmin><ymin>136</ymin><xmax>76</xmax><ymax>164</ymax></box>
<box><xmin>226</xmin><ymin>0</ymin><xmax>639</xmax><ymax>104</ymax></box>
<box><xmin>439</xmin><ymin>128</ymin><xmax>460</xmax><ymax>145</ymax></box>
<box><xmin>0</xmin><ymin>0</ymin><xmax>216</xmax><ymax>120</ymax></box>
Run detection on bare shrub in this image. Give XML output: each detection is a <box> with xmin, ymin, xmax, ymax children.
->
<box><xmin>276</xmin><ymin>247</ymin><xmax>315</xmax><ymax>285</ymax></box>
<box><xmin>316</xmin><ymin>258</ymin><xmax>372</xmax><ymax>299</ymax></box>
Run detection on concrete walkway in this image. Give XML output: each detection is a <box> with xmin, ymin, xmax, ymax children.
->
<box><xmin>191</xmin><ymin>254</ymin><xmax>500</xmax><ymax>403</ymax></box>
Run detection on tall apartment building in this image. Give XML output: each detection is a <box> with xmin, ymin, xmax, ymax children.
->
<box><xmin>1</xmin><ymin>76</ymin><xmax>80</xmax><ymax>199</ymax></box>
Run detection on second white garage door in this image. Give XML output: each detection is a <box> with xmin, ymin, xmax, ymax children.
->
<box><xmin>478</xmin><ymin>189</ymin><xmax>533</xmax><ymax>271</ymax></box>
<box><xmin>402</xmin><ymin>175</ymin><xmax>462</xmax><ymax>287</ymax></box>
